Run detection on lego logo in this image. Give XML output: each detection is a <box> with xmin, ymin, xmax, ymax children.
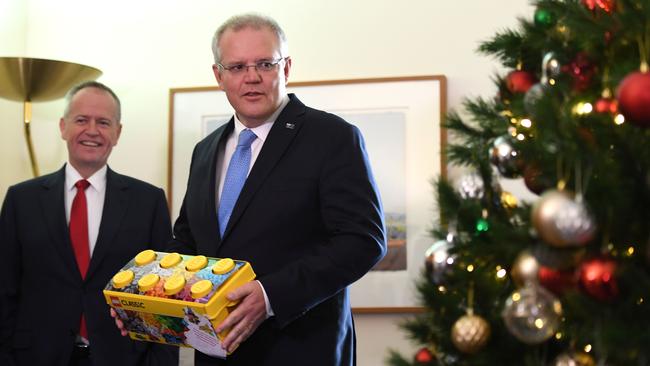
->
<box><xmin>111</xmin><ymin>296</ymin><xmax>122</xmax><ymax>307</ymax></box>
<box><xmin>120</xmin><ymin>300</ymin><xmax>145</xmax><ymax>309</ymax></box>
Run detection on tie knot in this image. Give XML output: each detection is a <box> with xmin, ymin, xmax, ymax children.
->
<box><xmin>237</xmin><ymin>129</ymin><xmax>257</xmax><ymax>147</ymax></box>
<box><xmin>75</xmin><ymin>179</ymin><xmax>90</xmax><ymax>191</ymax></box>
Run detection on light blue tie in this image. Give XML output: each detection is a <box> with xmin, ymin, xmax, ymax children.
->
<box><xmin>218</xmin><ymin>129</ymin><xmax>257</xmax><ymax>236</ymax></box>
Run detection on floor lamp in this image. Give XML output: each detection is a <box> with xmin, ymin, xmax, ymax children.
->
<box><xmin>0</xmin><ymin>57</ymin><xmax>102</xmax><ymax>177</ymax></box>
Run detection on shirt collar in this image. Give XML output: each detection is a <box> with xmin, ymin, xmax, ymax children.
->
<box><xmin>233</xmin><ymin>94</ymin><xmax>290</xmax><ymax>142</ymax></box>
<box><xmin>65</xmin><ymin>163</ymin><xmax>108</xmax><ymax>193</ymax></box>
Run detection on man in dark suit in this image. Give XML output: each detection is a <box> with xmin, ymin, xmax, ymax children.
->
<box><xmin>169</xmin><ymin>13</ymin><xmax>387</xmax><ymax>365</ymax></box>
<box><xmin>0</xmin><ymin>81</ymin><xmax>178</xmax><ymax>366</ymax></box>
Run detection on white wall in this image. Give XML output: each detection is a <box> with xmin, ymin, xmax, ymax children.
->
<box><xmin>0</xmin><ymin>1</ymin><xmax>534</xmax><ymax>364</ymax></box>
<box><xmin>0</xmin><ymin>0</ymin><xmax>29</xmax><ymax>185</ymax></box>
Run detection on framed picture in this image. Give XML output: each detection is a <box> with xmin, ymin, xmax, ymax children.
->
<box><xmin>168</xmin><ymin>76</ymin><xmax>447</xmax><ymax>313</ymax></box>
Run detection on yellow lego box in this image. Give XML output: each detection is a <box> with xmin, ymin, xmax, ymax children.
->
<box><xmin>103</xmin><ymin>250</ymin><xmax>255</xmax><ymax>358</ymax></box>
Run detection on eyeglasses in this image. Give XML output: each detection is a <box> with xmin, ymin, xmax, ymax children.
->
<box><xmin>217</xmin><ymin>57</ymin><xmax>288</xmax><ymax>75</ymax></box>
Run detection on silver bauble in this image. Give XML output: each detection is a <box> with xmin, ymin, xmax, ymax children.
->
<box><xmin>531</xmin><ymin>242</ymin><xmax>586</xmax><ymax>270</ymax></box>
<box><xmin>455</xmin><ymin>173</ymin><xmax>484</xmax><ymax>199</ymax></box>
<box><xmin>524</xmin><ymin>82</ymin><xmax>547</xmax><ymax>114</ymax></box>
<box><xmin>489</xmin><ymin>136</ymin><xmax>522</xmax><ymax>178</ymax></box>
<box><xmin>531</xmin><ymin>190</ymin><xmax>596</xmax><ymax>247</ymax></box>
<box><xmin>542</xmin><ymin>52</ymin><xmax>562</xmax><ymax>83</ymax></box>
<box><xmin>502</xmin><ymin>284</ymin><xmax>563</xmax><ymax>344</ymax></box>
<box><xmin>424</xmin><ymin>239</ymin><xmax>455</xmax><ymax>285</ymax></box>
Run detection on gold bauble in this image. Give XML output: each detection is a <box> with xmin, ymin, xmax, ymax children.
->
<box><xmin>511</xmin><ymin>250</ymin><xmax>540</xmax><ymax>287</ymax></box>
<box><xmin>501</xmin><ymin>190</ymin><xmax>519</xmax><ymax>209</ymax></box>
<box><xmin>552</xmin><ymin>351</ymin><xmax>596</xmax><ymax>366</ymax></box>
<box><xmin>451</xmin><ymin>314</ymin><xmax>491</xmax><ymax>354</ymax></box>
<box><xmin>531</xmin><ymin>190</ymin><xmax>595</xmax><ymax>247</ymax></box>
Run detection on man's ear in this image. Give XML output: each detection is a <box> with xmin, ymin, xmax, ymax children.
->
<box><xmin>59</xmin><ymin>118</ymin><xmax>66</xmax><ymax>138</ymax></box>
<box><xmin>213</xmin><ymin>64</ymin><xmax>223</xmax><ymax>85</ymax></box>
<box><xmin>283</xmin><ymin>57</ymin><xmax>292</xmax><ymax>85</ymax></box>
<box><xmin>114</xmin><ymin>123</ymin><xmax>123</xmax><ymax>146</ymax></box>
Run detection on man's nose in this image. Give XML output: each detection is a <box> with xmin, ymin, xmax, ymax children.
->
<box><xmin>86</xmin><ymin>120</ymin><xmax>100</xmax><ymax>134</ymax></box>
<box><xmin>243</xmin><ymin>65</ymin><xmax>262</xmax><ymax>81</ymax></box>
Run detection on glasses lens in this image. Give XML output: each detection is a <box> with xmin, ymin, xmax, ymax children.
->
<box><xmin>223</xmin><ymin>58</ymin><xmax>283</xmax><ymax>74</ymax></box>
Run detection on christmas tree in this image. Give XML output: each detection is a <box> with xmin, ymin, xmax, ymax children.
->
<box><xmin>387</xmin><ymin>0</ymin><xmax>650</xmax><ymax>365</ymax></box>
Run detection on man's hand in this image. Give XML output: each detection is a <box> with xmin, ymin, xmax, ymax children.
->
<box><xmin>109</xmin><ymin>308</ymin><xmax>129</xmax><ymax>337</ymax></box>
<box><xmin>215</xmin><ymin>281</ymin><xmax>267</xmax><ymax>353</ymax></box>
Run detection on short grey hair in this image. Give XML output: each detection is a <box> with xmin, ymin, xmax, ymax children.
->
<box><xmin>63</xmin><ymin>81</ymin><xmax>122</xmax><ymax>122</ymax></box>
<box><xmin>211</xmin><ymin>13</ymin><xmax>288</xmax><ymax>64</ymax></box>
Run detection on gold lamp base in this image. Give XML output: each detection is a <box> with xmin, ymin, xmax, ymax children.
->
<box><xmin>0</xmin><ymin>57</ymin><xmax>102</xmax><ymax>176</ymax></box>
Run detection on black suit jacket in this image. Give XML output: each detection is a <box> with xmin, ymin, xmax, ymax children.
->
<box><xmin>0</xmin><ymin>166</ymin><xmax>178</xmax><ymax>366</ymax></box>
<box><xmin>171</xmin><ymin>94</ymin><xmax>387</xmax><ymax>366</ymax></box>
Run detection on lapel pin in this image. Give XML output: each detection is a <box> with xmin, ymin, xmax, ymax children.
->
<box><xmin>285</xmin><ymin>122</ymin><xmax>295</xmax><ymax>129</ymax></box>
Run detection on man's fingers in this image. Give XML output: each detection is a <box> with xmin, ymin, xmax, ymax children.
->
<box><xmin>109</xmin><ymin>308</ymin><xmax>129</xmax><ymax>337</ymax></box>
<box><xmin>223</xmin><ymin>320</ymin><xmax>255</xmax><ymax>353</ymax></box>
<box><xmin>216</xmin><ymin>281</ymin><xmax>267</xmax><ymax>351</ymax></box>
<box><xmin>226</xmin><ymin>281</ymin><xmax>255</xmax><ymax>301</ymax></box>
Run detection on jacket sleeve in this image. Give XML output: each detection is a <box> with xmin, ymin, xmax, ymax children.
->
<box><xmin>0</xmin><ymin>188</ymin><xmax>19</xmax><ymax>366</ymax></box>
<box><xmin>261</xmin><ymin>123</ymin><xmax>387</xmax><ymax>327</ymax></box>
<box><xmin>169</xmin><ymin>144</ymin><xmax>201</xmax><ymax>256</ymax></box>
<box><xmin>144</xmin><ymin>187</ymin><xmax>179</xmax><ymax>365</ymax></box>
<box><xmin>149</xmin><ymin>187</ymin><xmax>174</xmax><ymax>252</ymax></box>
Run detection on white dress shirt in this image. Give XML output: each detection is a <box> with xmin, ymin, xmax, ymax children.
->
<box><xmin>215</xmin><ymin>95</ymin><xmax>290</xmax><ymax>204</ymax></box>
<box><xmin>215</xmin><ymin>95</ymin><xmax>290</xmax><ymax>318</ymax></box>
<box><xmin>64</xmin><ymin>163</ymin><xmax>107</xmax><ymax>256</ymax></box>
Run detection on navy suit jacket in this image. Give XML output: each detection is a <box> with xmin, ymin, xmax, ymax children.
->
<box><xmin>0</xmin><ymin>166</ymin><xmax>178</xmax><ymax>366</ymax></box>
<box><xmin>171</xmin><ymin>94</ymin><xmax>387</xmax><ymax>366</ymax></box>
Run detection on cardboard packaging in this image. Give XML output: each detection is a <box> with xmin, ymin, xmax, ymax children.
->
<box><xmin>103</xmin><ymin>250</ymin><xmax>255</xmax><ymax>358</ymax></box>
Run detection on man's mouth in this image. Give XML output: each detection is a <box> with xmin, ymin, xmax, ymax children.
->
<box><xmin>243</xmin><ymin>91</ymin><xmax>263</xmax><ymax>97</ymax></box>
<box><xmin>80</xmin><ymin>141</ymin><xmax>101</xmax><ymax>147</ymax></box>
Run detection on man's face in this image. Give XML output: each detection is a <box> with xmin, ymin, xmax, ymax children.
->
<box><xmin>59</xmin><ymin>87</ymin><xmax>122</xmax><ymax>175</ymax></box>
<box><xmin>213</xmin><ymin>26</ymin><xmax>291</xmax><ymax>128</ymax></box>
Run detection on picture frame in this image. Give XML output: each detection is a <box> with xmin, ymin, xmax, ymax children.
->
<box><xmin>168</xmin><ymin>76</ymin><xmax>447</xmax><ymax>313</ymax></box>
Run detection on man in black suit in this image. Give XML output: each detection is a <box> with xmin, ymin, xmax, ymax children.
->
<box><xmin>0</xmin><ymin>81</ymin><xmax>178</xmax><ymax>366</ymax></box>
<box><xmin>170</xmin><ymin>13</ymin><xmax>387</xmax><ymax>365</ymax></box>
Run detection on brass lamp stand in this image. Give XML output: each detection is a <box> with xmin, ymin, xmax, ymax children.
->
<box><xmin>0</xmin><ymin>57</ymin><xmax>102</xmax><ymax>176</ymax></box>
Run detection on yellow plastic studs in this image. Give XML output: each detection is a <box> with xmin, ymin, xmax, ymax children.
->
<box><xmin>112</xmin><ymin>270</ymin><xmax>135</xmax><ymax>289</ymax></box>
<box><xmin>190</xmin><ymin>280</ymin><xmax>214</xmax><ymax>299</ymax></box>
<box><xmin>164</xmin><ymin>275</ymin><xmax>186</xmax><ymax>296</ymax></box>
<box><xmin>138</xmin><ymin>273</ymin><xmax>160</xmax><ymax>292</ymax></box>
<box><xmin>159</xmin><ymin>252</ymin><xmax>182</xmax><ymax>269</ymax></box>
<box><xmin>185</xmin><ymin>255</ymin><xmax>208</xmax><ymax>272</ymax></box>
<box><xmin>212</xmin><ymin>258</ymin><xmax>235</xmax><ymax>275</ymax></box>
<box><xmin>134</xmin><ymin>249</ymin><xmax>156</xmax><ymax>266</ymax></box>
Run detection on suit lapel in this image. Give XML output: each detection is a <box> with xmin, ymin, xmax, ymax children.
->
<box><xmin>86</xmin><ymin>168</ymin><xmax>128</xmax><ymax>281</ymax></box>
<box><xmin>40</xmin><ymin>167</ymin><xmax>81</xmax><ymax>280</ymax></box>
<box><xmin>195</xmin><ymin>124</ymin><xmax>231</xmax><ymax>250</ymax></box>
<box><xmin>222</xmin><ymin>95</ymin><xmax>306</xmax><ymax>239</ymax></box>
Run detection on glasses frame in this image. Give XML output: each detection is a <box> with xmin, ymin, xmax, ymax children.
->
<box><xmin>217</xmin><ymin>57</ymin><xmax>289</xmax><ymax>75</ymax></box>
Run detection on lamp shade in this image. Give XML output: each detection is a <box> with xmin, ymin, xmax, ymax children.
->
<box><xmin>0</xmin><ymin>57</ymin><xmax>102</xmax><ymax>102</ymax></box>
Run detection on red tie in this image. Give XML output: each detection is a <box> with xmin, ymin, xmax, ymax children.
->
<box><xmin>70</xmin><ymin>179</ymin><xmax>90</xmax><ymax>339</ymax></box>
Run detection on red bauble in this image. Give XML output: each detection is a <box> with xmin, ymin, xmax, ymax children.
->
<box><xmin>604</xmin><ymin>30</ymin><xmax>613</xmax><ymax>45</ymax></box>
<box><xmin>523</xmin><ymin>164</ymin><xmax>552</xmax><ymax>195</ymax></box>
<box><xmin>539</xmin><ymin>265</ymin><xmax>577</xmax><ymax>295</ymax></box>
<box><xmin>578</xmin><ymin>257</ymin><xmax>618</xmax><ymax>301</ymax></box>
<box><xmin>594</xmin><ymin>97</ymin><xmax>618</xmax><ymax>114</ymax></box>
<box><xmin>582</xmin><ymin>0</ymin><xmax>615</xmax><ymax>12</ymax></box>
<box><xmin>616</xmin><ymin>71</ymin><xmax>650</xmax><ymax>127</ymax></box>
<box><xmin>506</xmin><ymin>70</ymin><xmax>537</xmax><ymax>93</ymax></box>
<box><xmin>564</xmin><ymin>53</ymin><xmax>596</xmax><ymax>91</ymax></box>
<box><xmin>577</xmin><ymin>127</ymin><xmax>597</xmax><ymax>147</ymax></box>
<box><xmin>414</xmin><ymin>347</ymin><xmax>434</xmax><ymax>364</ymax></box>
